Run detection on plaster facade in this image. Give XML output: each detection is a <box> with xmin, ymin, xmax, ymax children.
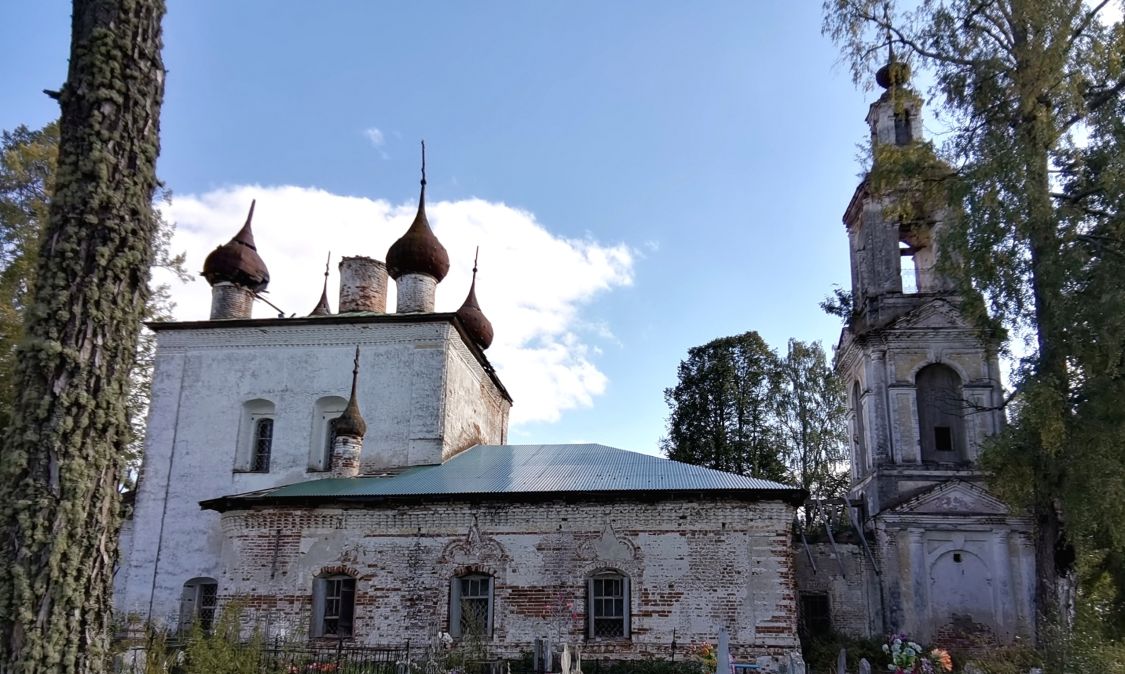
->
<box><xmin>116</xmin><ymin>316</ymin><xmax>510</xmax><ymax>621</ymax></box>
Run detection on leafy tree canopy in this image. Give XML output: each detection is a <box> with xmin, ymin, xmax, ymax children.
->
<box><xmin>661</xmin><ymin>331</ymin><xmax>849</xmax><ymax>504</ymax></box>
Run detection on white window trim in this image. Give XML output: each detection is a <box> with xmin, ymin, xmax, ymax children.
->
<box><xmin>310</xmin><ymin>409</ymin><xmax>345</xmax><ymax>471</ymax></box>
<box><xmin>235</xmin><ymin>402</ymin><xmax>276</xmax><ymax>472</ymax></box>
<box><xmin>450</xmin><ymin>574</ymin><xmax>494</xmax><ymax>639</ymax></box>
<box><xmin>179</xmin><ymin>578</ymin><xmax>218</xmax><ymax>632</ymax></box>
<box><xmin>587</xmin><ymin>572</ymin><xmax>630</xmax><ymax>641</ymax></box>
<box><xmin>311</xmin><ymin>575</ymin><xmax>357</xmax><ymax>639</ymax></box>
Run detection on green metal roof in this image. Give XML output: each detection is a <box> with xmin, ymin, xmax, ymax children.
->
<box><xmin>202</xmin><ymin>444</ymin><xmax>803</xmax><ymax>511</ymax></box>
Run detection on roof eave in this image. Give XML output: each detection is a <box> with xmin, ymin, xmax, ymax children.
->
<box><xmin>200</xmin><ymin>486</ymin><xmax>807</xmax><ymax>513</ymax></box>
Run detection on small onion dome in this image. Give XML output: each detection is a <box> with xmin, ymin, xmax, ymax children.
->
<box><xmin>335</xmin><ymin>347</ymin><xmax>367</xmax><ymax>438</ymax></box>
<box><xmin>876</xmin><ymin>59</ymin><xmax>911</xmax><ymax>89</ymax></box>
<box><xmin>202</xmin><ymin>200</ymin><xmax>270</xmax><ymax>292</ymax></box>
<box><xmin>455</xmin><ymin>256</ymin><xmax>493</xmax><ymax>350</ymax></box>
<box><xmin>386</xmin><ymin>146</ymin><xmax>450</xmax><ymax>281</ymax></box>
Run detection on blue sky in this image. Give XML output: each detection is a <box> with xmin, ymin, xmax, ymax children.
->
<box><xmin>1</xmin><ymin>2</ymin><xmax>876</xmax><ymax>455</ymax></box>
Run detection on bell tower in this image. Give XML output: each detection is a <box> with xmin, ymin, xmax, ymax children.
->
<box><xmin>834</xmin><ymin>59</ymin><xmax>1034</xmax><ymax>644</ymax></box>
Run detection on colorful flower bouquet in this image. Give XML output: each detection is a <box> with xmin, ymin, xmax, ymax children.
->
<box><xmin>882</xmin><ymin>633</ymin><xmax>953</xmax><ymax>674</ymax></box>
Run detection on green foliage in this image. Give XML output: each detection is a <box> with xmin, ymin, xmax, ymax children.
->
<box><xmin>180</xmin><ymin>607</ymin><xmax>265</xmax><ymax>674</ymax></box>
<box><xmin>776</xmin><ymin>340</ymin><xmax>850</xmax><ymax>501</ymax></box>
<box><xmin>0</xmin><ymin>122</ymin><xmax>57</xmax><ymax>433</ymax></box>
<box><xmin>818</xmin><ymin>286</ymin><xmax>854</xmax><ymax>322</ymax></box>
<box><xmin>799</xmin><ymin>632</ymin><xmax>884</xmax><ymax>673</ymax></box>
<box><xmin>662</xmin><ymin>332</ymin><xmax>848</xmax><ymax>499</ymax></box>
<box><xmin>823</xmin><ymin>0</ymin><xmax>1125</xmax><ymax>640</ymax></box>
<box><xmin>662</xmin><ymin>331</ymin><xmax>785</xmax><ymax>481</ymax></box>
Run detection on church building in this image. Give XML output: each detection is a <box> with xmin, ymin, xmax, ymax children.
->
<box><xmin>795</xmin><ymin>60</ymin><xmax>1036</xmax><ymax>647</ymax></box>
<box><xmin>115</xmin><ymin>158</ymin><xmax>806</xmax><ymax>666</ymax></box>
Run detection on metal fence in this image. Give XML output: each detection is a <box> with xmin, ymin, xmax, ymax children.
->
<box><xmin>261</xmin><ymin>642</ymin><xmax>410</xmax><ymax>674</ymax></box>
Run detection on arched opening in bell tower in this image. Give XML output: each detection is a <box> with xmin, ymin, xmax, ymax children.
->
<box><xmin>916</xmin><ymin>364</ymin><xmax>967</xmax><ymax>464</ymax></box>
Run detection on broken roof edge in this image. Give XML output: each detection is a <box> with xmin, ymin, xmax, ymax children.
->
<box><xmin>199</xmin><ymin>484</ymin><xmax>808</xmax><ymax>514</ymax></box>
<box><xmin>146</xmin><ymin>311</ymin><xmax>512</xmax><ymax>403</ymax></box>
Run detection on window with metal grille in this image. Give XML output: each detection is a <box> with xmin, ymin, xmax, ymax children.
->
<box><xmin>450</xmin><ymin>574</ymin><xmax>492</xmax><ymax>638</ymax></box>
<box><xmin>313</xmin><ymin>575</ymin><xmax>356</xmax><ymax>638</ymax></box>
<box><xmin>325</xmin><ymin>416</ymin><xmax>339</xmax><ymax>456</ymax></box>
<box><xmin>587</xmin><ymin>572</ymin><xmax>630</xmax><ymax>639</ymax></box>
<box><xmin>250</xmin><ymin>417</ymin><xmax>273</xmax><ymax>472</ymax></box>
<box><xmin>180</xmin><ymin>578</ymin><xmax>218</xmax><ymax>633</ymax></box>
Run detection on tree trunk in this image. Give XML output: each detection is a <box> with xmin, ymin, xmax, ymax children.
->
<box><xmin>0</xmin><ymin>0</ymin><xmax>166</xmax><ymax>671</ymax></box>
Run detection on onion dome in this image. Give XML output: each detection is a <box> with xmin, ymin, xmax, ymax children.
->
<box><xmin>455</xmin><ymin>250</ymin><xmax>494</xmax><ymax>350</ymax></box>
<box><xmin>386</xmin><ymin>142</ymin><xmax>450</xmax><ymax>282</ymax></box>
<box><xmin>875</xmin><ymin>58</ymin><xmax>910</xmax><ymax>89</ymax></box>
<box><xmin>202</xmin><ymin>200</ymin><xmax>270</xmax><ymax>292</ymax></box>
<box><xmin>309</xmin><ymin>253</ymin><xmax>332</xmax><ymax>316</ymax></box>
<box><xmin>334</xmin><ymin>346</ymin><xmax>367</xmax><ymax>438</ymax></box>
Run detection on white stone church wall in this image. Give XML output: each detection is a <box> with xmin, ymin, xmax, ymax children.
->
<box><xmin>116</xmin><ymin>320</ymin><xmax>510</xmax><ymax>623</ymax></box>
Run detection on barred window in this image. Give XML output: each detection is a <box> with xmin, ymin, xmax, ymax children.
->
<box><xmin>250</xmin><ymin>417</ymin><xmax>274</xmax><ymax>472</ymax></box>
<box><xmin>450</xmin><ymin>574</ymin><xmax>493</xmax><ymax>638</ymax></box>
<box><xmin>587</xmin><ymin>572</ymin><xmax>630</xmax><ymax>639</ymax></box>
<box><xmin>180</xmin><ymin>578</ymin><xmax>218</xmax><ymax>632</ymax></box>
<box><xmin>313</xmin><ymin>574</ymin><xmax>356</xmax><ymax>638</ymax></box>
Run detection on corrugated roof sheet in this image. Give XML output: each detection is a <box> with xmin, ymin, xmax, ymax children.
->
<box><xmin>204</xmin><ymin>444</ymin><xmax>801</xmax><ymax>510</ymax></box>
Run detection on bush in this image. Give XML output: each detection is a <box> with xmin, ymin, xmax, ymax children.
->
<box><xmin>799</xmin><ymin>632</ymin><xmax>884</xmax><ymax>673</ymax></box>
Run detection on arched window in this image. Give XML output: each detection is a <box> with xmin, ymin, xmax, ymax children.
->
<box><xmin>894</xmin><ymin>109</ymin><xmax>913</xmax><ymax>146</ymax></box>
<box><xmin>239</xmin><ymin>399</ymin><xmax>275</xmax><ymax>472</ymax></box>
<box><xmin>310</xmin><ymin>396</ymin><xmax>347</xmax><ymax>471</ymax></box>
<box><xmin>312</xmin><ymin>573</ymin><xmax>356</xmax><ymax>638</ymax></box>
<box><xmin>450</xmin><ymin>573</ymin><xmax>493</xmax><ymax>638</ymax></box>
<box><xmin>180</xmin><ymin>577</ymin><xmax>218</xmax><ymax>632</ymax></box>
<box><xmin>587</xmin><ymin>571</ymin><xmax>630</xmax><ymax>640</ymax></box>
<box><xmin>852</xmin><ymin>381</ymin><xmax>868</xmax><ymax>475</ymax></box>
<box><xmin>916</xmin><ymin>364</ymin><xmax>966</xmax><ymax>463</ymax></box>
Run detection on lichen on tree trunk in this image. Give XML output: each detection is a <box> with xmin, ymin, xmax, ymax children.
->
<box><xmin>0</xmin><ymin>0</ymin><xmax>166</xmax><ymax>672</ymax></box>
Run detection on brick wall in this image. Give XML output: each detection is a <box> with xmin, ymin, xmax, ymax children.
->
<box><xmin>793</xmin><ymin>541</ymin><xmax>878</xmax><ymax>639</ymax></box>
<box><xmin>215</xmin><ymin>497</ymin><xmax>799</xmax><ymax>661</ymax></box>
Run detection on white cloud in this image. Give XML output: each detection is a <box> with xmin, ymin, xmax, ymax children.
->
<box><xmin>158</xmin><ymin>185</ymin><xmax>634</xmax><ymax>426</ymax></box>
<box><xmin>364</xmin><ymin>128</ymin><xmax>385</xmax><ymax>147</ymax></box>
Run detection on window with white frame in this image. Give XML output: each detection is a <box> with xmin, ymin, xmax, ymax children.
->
<box><xmin>312</xmin><ymin>574</ymin><xmax>356</xmax><ymax>638</ymax></box>
<box><xmin>450</xmin><ymin>573</ymin><xmax>493</xmax><ymax>638</ymax></box>
<box><xmin>238</xmin><ymin>399</ymin><xmax>276</xmax><ymax>472</ymax></box>
<box><xmin>310</xmin><ymin>396</ymin><xmax>347</xmax><ymax>471</ymax></box>
<box><xmin>180</xmin><ymin>577</ymin><xmax>218</xmax><ymax>632</ymax></box>
<box><xmin>587</xmin><ymin>571</ymin><xmax>630</xmax><ymax>639</ymax></box>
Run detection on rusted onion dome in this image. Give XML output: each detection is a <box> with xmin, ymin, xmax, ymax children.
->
<box><xmin>386</xmin><ymin>182</ymin><xmax>450</xmax><ymax>282</ymax></box>
<box><xmin>335</xmin><ymin>347</ymin><xmax>367</xmax><ymax>438</ymax></box>
<box><xmin>202</xmin><ymin>200</ymin><xmax>270</xmax><ymax>292</ymax></box>
<box><xmin>875</xmin><ymin>59</ymin><xmax>911</xmax><ymax>89</ymax></box>
<box><xmin>455</xmin><ymin>272</ymin><xmax>494</xmax><ymax>350</ymax></box>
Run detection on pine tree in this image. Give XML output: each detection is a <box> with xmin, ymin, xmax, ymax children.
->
<box><xmin>0</xmin><ymin>0</ymin><xmax>167</xmax><ymax>670</ymax></box>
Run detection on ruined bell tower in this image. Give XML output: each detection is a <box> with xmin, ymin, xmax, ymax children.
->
<box><xmin>834</xmin><ymin>58</ymin><xmax>1035</xmax><ymax>645</ymax></box>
